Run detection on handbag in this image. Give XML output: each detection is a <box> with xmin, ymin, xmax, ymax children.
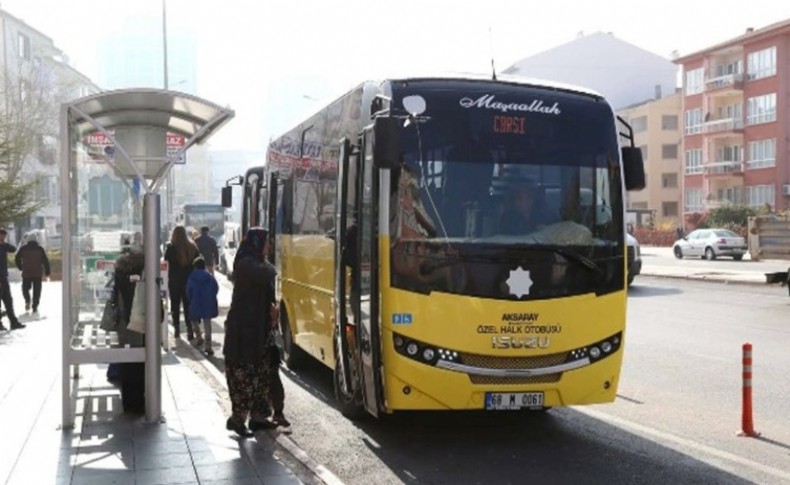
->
<box><xmin>100</xmin><ymin>299</ymin><xmax>119</xmax><ymax>331</ymax></box>
<box><xmin>127</xmin><ymin>273</ymin><xmax>147</xmax><ymax>333</ymax></box>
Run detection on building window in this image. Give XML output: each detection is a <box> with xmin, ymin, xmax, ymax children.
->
<box><xmin>662</xmin><ymin>202</ymin><xmax>679</xmax><ymax>217</ymax></box>
<box><xmin>747</xmin><ymin>139</ymin><xmax>776</xmax><ymax>169</ymax></box>
<box><xmin>715</xmin><ymin>60</ymin><xmax>743</xmax><ymax>76</ymax></box>
<box><xmin>662</xmin><ymin>144</ymin><xmax>678</xmax><ymax>159</ymax></box>
<box><xmin>685</xmin><ymin>188</ymin><xmax>703</xmax><ymax>212</ymax></box>
<box><xmin>747</xmin><ymin>46</ymin><xmax>776</xmax><ymax>80</ymax></box>
<box><xmin>638</xmin><ymin>145</ymin><xmax>648</xmax><ymax>161</ymax></box>
<box><xmin>746</xmin><ymin>93</ymin><xmax>776</xmax><ymax>125</ymax></box>
<box><xmin>685</xmin><ymin>68</ymin><xmax>704</xmax><ymax>95</ymax></box>
<box><xmin>662</xmin><ymin>173</ymin><xmax>678</xmax><ymax>188</ymax></box>
<box><xmin>685</xmin><ymin>149</ymin><xmax>703</xmax><ymax>174</ymax></box>
<box><xmin>684</xmin><ymin>108</ymin><xmax>703</xmax><ymax>134</ymax></box>
<box><xmin>661</xmin><ymin>115</ymin><xmax>678</xmax><ymax>130</ymax></box>
<box><xmin>18</xmin><ymin>33</ymin><xmax>30</xmax><ymax>60</ymax></box>
<box><xmin>746</xmin><ymin>184</ymin><xmax>775</xmax><ymax>208</ymax></box>
<box><xmin>630</xmin><ymin>202</ymin><xmax>648</xmax><ymax>210</ymax></box>
<box><xmin>632</xmin><ymin>116</ymin><xmax>648</xmax><ymax>133</ymax></box>
<box><xmin>716</xmin><ymin>145</ymin><xmax>742</xmax><ymax>163</ymax></box>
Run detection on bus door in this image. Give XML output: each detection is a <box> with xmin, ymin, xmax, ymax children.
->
<box><xmin>335</xmin><ymin>130</ymin><xmax>383</xmax><ymax>417</ymax></box>
<box><xmin>266</xmin><ymin>171</ymin><xmax>278</xmax><ymax>262</ymax></box>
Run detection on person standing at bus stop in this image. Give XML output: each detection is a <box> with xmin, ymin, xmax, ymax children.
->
<box><xmin>195</xmin><ymin>226</ymin><xmax>219</xmax><ymax>274</ymax></box>
<box><xmin>223</xmin><ymin>227</ymin><xmax>280</xmax><ymax>437</ymax></box>
<box><xmin>14</xmin><ymin>233</ymin><xmax>50</xmax><ymax>317</ymax></box>
<box><xmin>0</xmin><ymin>228</ymin><xmax>24</xmax><ymax>330</ymax></box>
<box><xmin>164</xmin><ymin>226</ymin><xmax>199</xmax><ymax>340</ymax></box>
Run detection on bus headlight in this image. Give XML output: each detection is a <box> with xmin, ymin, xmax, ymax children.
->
<box><xmin>393</xmin><ymin>335</ymin><xmax>405</xmax><ymax>348</ymax></box>
<box><xmin>589</xmin><ymin>346</ymin><xmax>601</xmax><ymax>359</ymax></box>
<box><xmin>406</xmin><ymin>342</ymin><xmax>419</xmax><ymax>356</ymax></box>
<box><xmin>422</xmin><ymin>348</ymin><xmax>435</xmax><ymax>361</ymax></box>
<box><xmin>601</xmin><ymin>341</ymin><xmax>613</xmax><ymax>353</ymax></box>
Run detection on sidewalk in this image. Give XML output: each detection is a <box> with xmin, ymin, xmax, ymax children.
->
<box><xmin>639</xmin><ymin>246</ymin><xmax>789</xmax><ymax>286</ymax></box>
<box><xmin>0</xmin><ymin>281</ymin><xmax>311</xmax><ymax>485</ymax></box>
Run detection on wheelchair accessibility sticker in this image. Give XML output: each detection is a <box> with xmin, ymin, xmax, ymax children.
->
<box><xmin>392</xmin><ymin>313</ymin><xmax>413</xmax><ymax>325</ymax></box>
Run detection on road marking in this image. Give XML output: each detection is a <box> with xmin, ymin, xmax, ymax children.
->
<box><xmin>578</xmin><ymin>407</ymin><xmax>790</xmax><ymax>482</ymax></box>
<box><xmin>685</xmin><ymin>352</ymin><xmax>729</xmax><ymax>362</ymax></box>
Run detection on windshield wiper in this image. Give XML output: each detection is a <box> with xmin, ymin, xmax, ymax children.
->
<box><xmin>526</xmin><ymin>246</ymin><xmax>603</xmax><ymax>275</ymax></box>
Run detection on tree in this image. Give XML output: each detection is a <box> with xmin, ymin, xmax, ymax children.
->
<box><xmin>0</xmin><ymin>177</ymin><xmax>44</xmax><ymax>226</ymax></box>
<box><xmin>0</xmin><ymin>44</ymin><xmax>80</xmax><ymax>227</ymax></box>
<box><xmin>706</xmin><ymin>205</ymin><xmax>755</xmax><ymax>228</ymax></box>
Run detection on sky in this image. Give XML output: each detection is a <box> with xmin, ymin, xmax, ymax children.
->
<box><xmin>3</xmin><ymin>0</ymin><xmax>789</xmax><ymax>152</ymax></box>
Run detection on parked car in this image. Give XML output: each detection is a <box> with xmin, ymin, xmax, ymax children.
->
<box><xmin>672</xmin><ymin>228</ymin><xmax>747</xmax><ymax>261</ymax></box>
<box><xmin>218</xmin><ymin>222</ymin><xmax>241</xmax><ymax>277</ymax></box>
<box><xmin>626</xmin><ymin>233</ymin><xmax>641</xmax><ymax>286</ymax></box>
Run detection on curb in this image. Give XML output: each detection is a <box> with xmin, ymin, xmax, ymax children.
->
<box><xmin>174</xmin><ymin>332</ymin><xmax>345</xmax><ymax>485</ymax></box>
<box><xmin>639</xmin><ymin>271</ymin><xmax>767</xmax><ymax>287</ymax></box>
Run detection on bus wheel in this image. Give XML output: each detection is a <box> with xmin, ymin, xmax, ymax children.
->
<box><xmin>280</xmin><ymin>307</ymin><xmax>307</xmax><ymax>369</ymax></box>
<box><xmin>333</xmin><ymin>340</ymin><xmax>364</xmax><ymax>419</ymax></box>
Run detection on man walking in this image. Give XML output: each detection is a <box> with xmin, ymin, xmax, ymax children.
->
<box><xmin>15</xmin><ymin>233</ymin><xmax>50</xmax><ymax>317</ymax></box>
<box><xmin>195</xmin><ymin>226</ymin><xmax>219</xmax><ymax>274</ymax></box>
<box><xmin>0</xmin><ymin>228</ymin><xmax>24</xmax><ymax>330</ymax></box>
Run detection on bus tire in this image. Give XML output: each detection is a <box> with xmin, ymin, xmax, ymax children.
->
<box><xmin>279</xmin><ymin>306</ymin><xmax>307</xmax><ymax>369</ymax></box>
<box><xmin>333</xmin><ymin>340</ymin><xmax>365</xmax><ymax>420</ymax></box>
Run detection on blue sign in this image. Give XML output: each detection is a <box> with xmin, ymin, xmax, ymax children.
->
<box><xmin>392</xmin><ymin>313</ymin><xmax>413</xmax><ymax>325</ymax></box>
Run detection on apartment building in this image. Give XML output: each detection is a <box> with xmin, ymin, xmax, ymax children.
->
<box><xmin>618</xmin><ymin>92</ymin><xmax>683</xmax><ymax>228</ymax></box>
<box><xmin>0</xmin><ymin>9</ymin><xmax>99</xmax><ymax>238</ymax></box>
<box><xmin>675</xmin><ymin>19</ymin><xmax>790</xmax><ymax>216</ymax></box>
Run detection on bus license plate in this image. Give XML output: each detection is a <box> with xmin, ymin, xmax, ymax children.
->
<box><xmin>485</xmin><ymin>392</ymin><xmax>544</xmax><ymax>410</ymax></box>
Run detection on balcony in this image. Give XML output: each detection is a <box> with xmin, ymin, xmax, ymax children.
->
<box><xmin>703</xmin><ymin>159</ymin><xmax>743</xmax><ymax>176</ymax></box>
<box><xmin>704</xmin><ymin>198</ymin><xmax>740</xmax><ymax>209</ymax></box>
<box><xmin>705</xmin><ymin>73</ymin><xmax>744</xmax><ymax>93</ymax></box>
<box><xmin>703</xmin><ymin>117</ymin><xmax>744</xmax><ymax>135</ymax></box>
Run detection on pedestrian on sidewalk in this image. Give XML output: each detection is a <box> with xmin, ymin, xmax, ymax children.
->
<box><xmin>195</xmin><ymin>226</ymin><xmax>219</xmax><ymax>274</ymax></box>
<box><xmin>186</xmin><ymin>256</ymin><xmax>218</xmax><ymax>355</ymax></box>
<box><xmin>164</xmin><ymin>226</ymin><xmax>199</xmax><ymax>340</ymax></box>
<box><xmin>14</xmin><ymin>233</ymin><xmax>50</xmax><ymax>316</ymax></box>
<box><xmin>0</xmin><ymin>228</ymin><xmax>24</xmax><ymax>330</ymax></box>
<box><xmin>222</xmin><ymin>227</ymin><xmax>279</xmax><ymax>437</ymax></box>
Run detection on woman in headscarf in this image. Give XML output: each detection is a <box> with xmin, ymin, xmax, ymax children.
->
<box><xmin>164</xmin><ymin>225</ymin><xmax>199</xmax><ymax>339</ymax></box>
<box><xmin>223</xmin><ymin>227</ymin><xmax>279</xmax><ymax>437</ymax></box>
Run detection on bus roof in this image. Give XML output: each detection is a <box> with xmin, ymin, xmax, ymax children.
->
<box><xmin>269</xmin><ymin>74</ymin><xmax>606</xmax><ymax>144</ymax></box>
<box><xmin>384</xmin><ymin>72</ymin><xmax>605</xmax><ymax>99</ymax></box>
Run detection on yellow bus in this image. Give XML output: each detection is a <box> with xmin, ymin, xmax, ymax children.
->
<box><xmin>225</xmin><ymin>75</ymin><xmax>645</xmax><ymax>418</ymax></box>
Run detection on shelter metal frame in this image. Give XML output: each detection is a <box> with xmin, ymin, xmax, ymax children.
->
<box><xmin>60</xmin><ymin>89</ymin><xmax>234</xmax><ymax>427</ymax></box>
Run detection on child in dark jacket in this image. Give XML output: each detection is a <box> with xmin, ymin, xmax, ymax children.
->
<box><xmin>186</xmin><ymin>257</ymin><xmax>219</xmax><ymax>355</ymax></box>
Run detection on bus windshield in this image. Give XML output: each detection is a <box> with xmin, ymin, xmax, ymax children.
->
<box><xmin>388</xmin><ymin>81</ymin><xmax>624</xmax><ymax>299</ymax></box>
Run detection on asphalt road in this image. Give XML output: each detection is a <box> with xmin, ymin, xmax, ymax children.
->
<box><xmin>208</xmin><ymin>273</ymin><xmax>790</xmax><ymax>485</ymax></box>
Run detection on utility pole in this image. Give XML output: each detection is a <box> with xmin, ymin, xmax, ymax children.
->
<box><xmin>162</xmin><ymin>0</ymin><xmax>175</xmax><ymax>232</ymax></box>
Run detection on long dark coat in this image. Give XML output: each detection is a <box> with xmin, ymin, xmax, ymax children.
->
<box><xmin>222</xmin><ymin>256</ymin><xmax>276</xmax><ymax>365</ymax></box>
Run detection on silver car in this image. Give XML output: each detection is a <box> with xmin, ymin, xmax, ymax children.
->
<box><xmin>672</xmin><ymin>228</ymin><xmax>747</xmax><ymax>261</ymax></box>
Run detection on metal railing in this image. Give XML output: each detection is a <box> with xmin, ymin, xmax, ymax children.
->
<box><xmin>705</xmin><ymin>72</ymin><xmax>744</xmax><ymax>91</ymax></box>
<box><xmin>704</xmin><ymin>117</ymin><xmax>744</xmax><ymax>133</ymax></box>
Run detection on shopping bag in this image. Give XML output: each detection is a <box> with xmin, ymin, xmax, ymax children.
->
<box><xmin>127</xmin><ymin>273</ymin><xmax>146</xmax><ymax>334</ymax></box>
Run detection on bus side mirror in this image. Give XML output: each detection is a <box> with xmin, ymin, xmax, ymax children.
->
<box><xmin>622</xmin><ymin>146</ymin><xmax>646</xmax><ymax>191</ymax></box>
<box><xmin>221</xmin><ymin>186</ymin><xmax>233</xmax><ymax>208</ymax></box>
<box><xmin>373</xmin><ymin>117</ymin><xmax>400</xmax><ymax>170</ymax></box>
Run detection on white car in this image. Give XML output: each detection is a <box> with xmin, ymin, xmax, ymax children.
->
<box><xmin>672</xmin><ymin>228</ymin><xmax>747</xmax><ymax>261</ymax></box>
<box><xmin>218</xmin><ymin>223</ymin><xmax>241</xmax><ymax>277</ymax></box>
<box><xmin>626</xmin><ymin>233</ymin><xmax>641</xmax><ymax>286</ymax></box>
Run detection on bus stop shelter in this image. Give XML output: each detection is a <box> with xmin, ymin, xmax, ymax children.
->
<box><xmin>60</xmin><ymin>89</ymin><xmax>234</xmax><ymax>427</ymax></box>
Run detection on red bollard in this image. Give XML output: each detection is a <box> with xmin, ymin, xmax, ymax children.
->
<box><xmin>738</xmin><ymin>342</ymin><xmax>760</xmax><ymax>437</ymax></box>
